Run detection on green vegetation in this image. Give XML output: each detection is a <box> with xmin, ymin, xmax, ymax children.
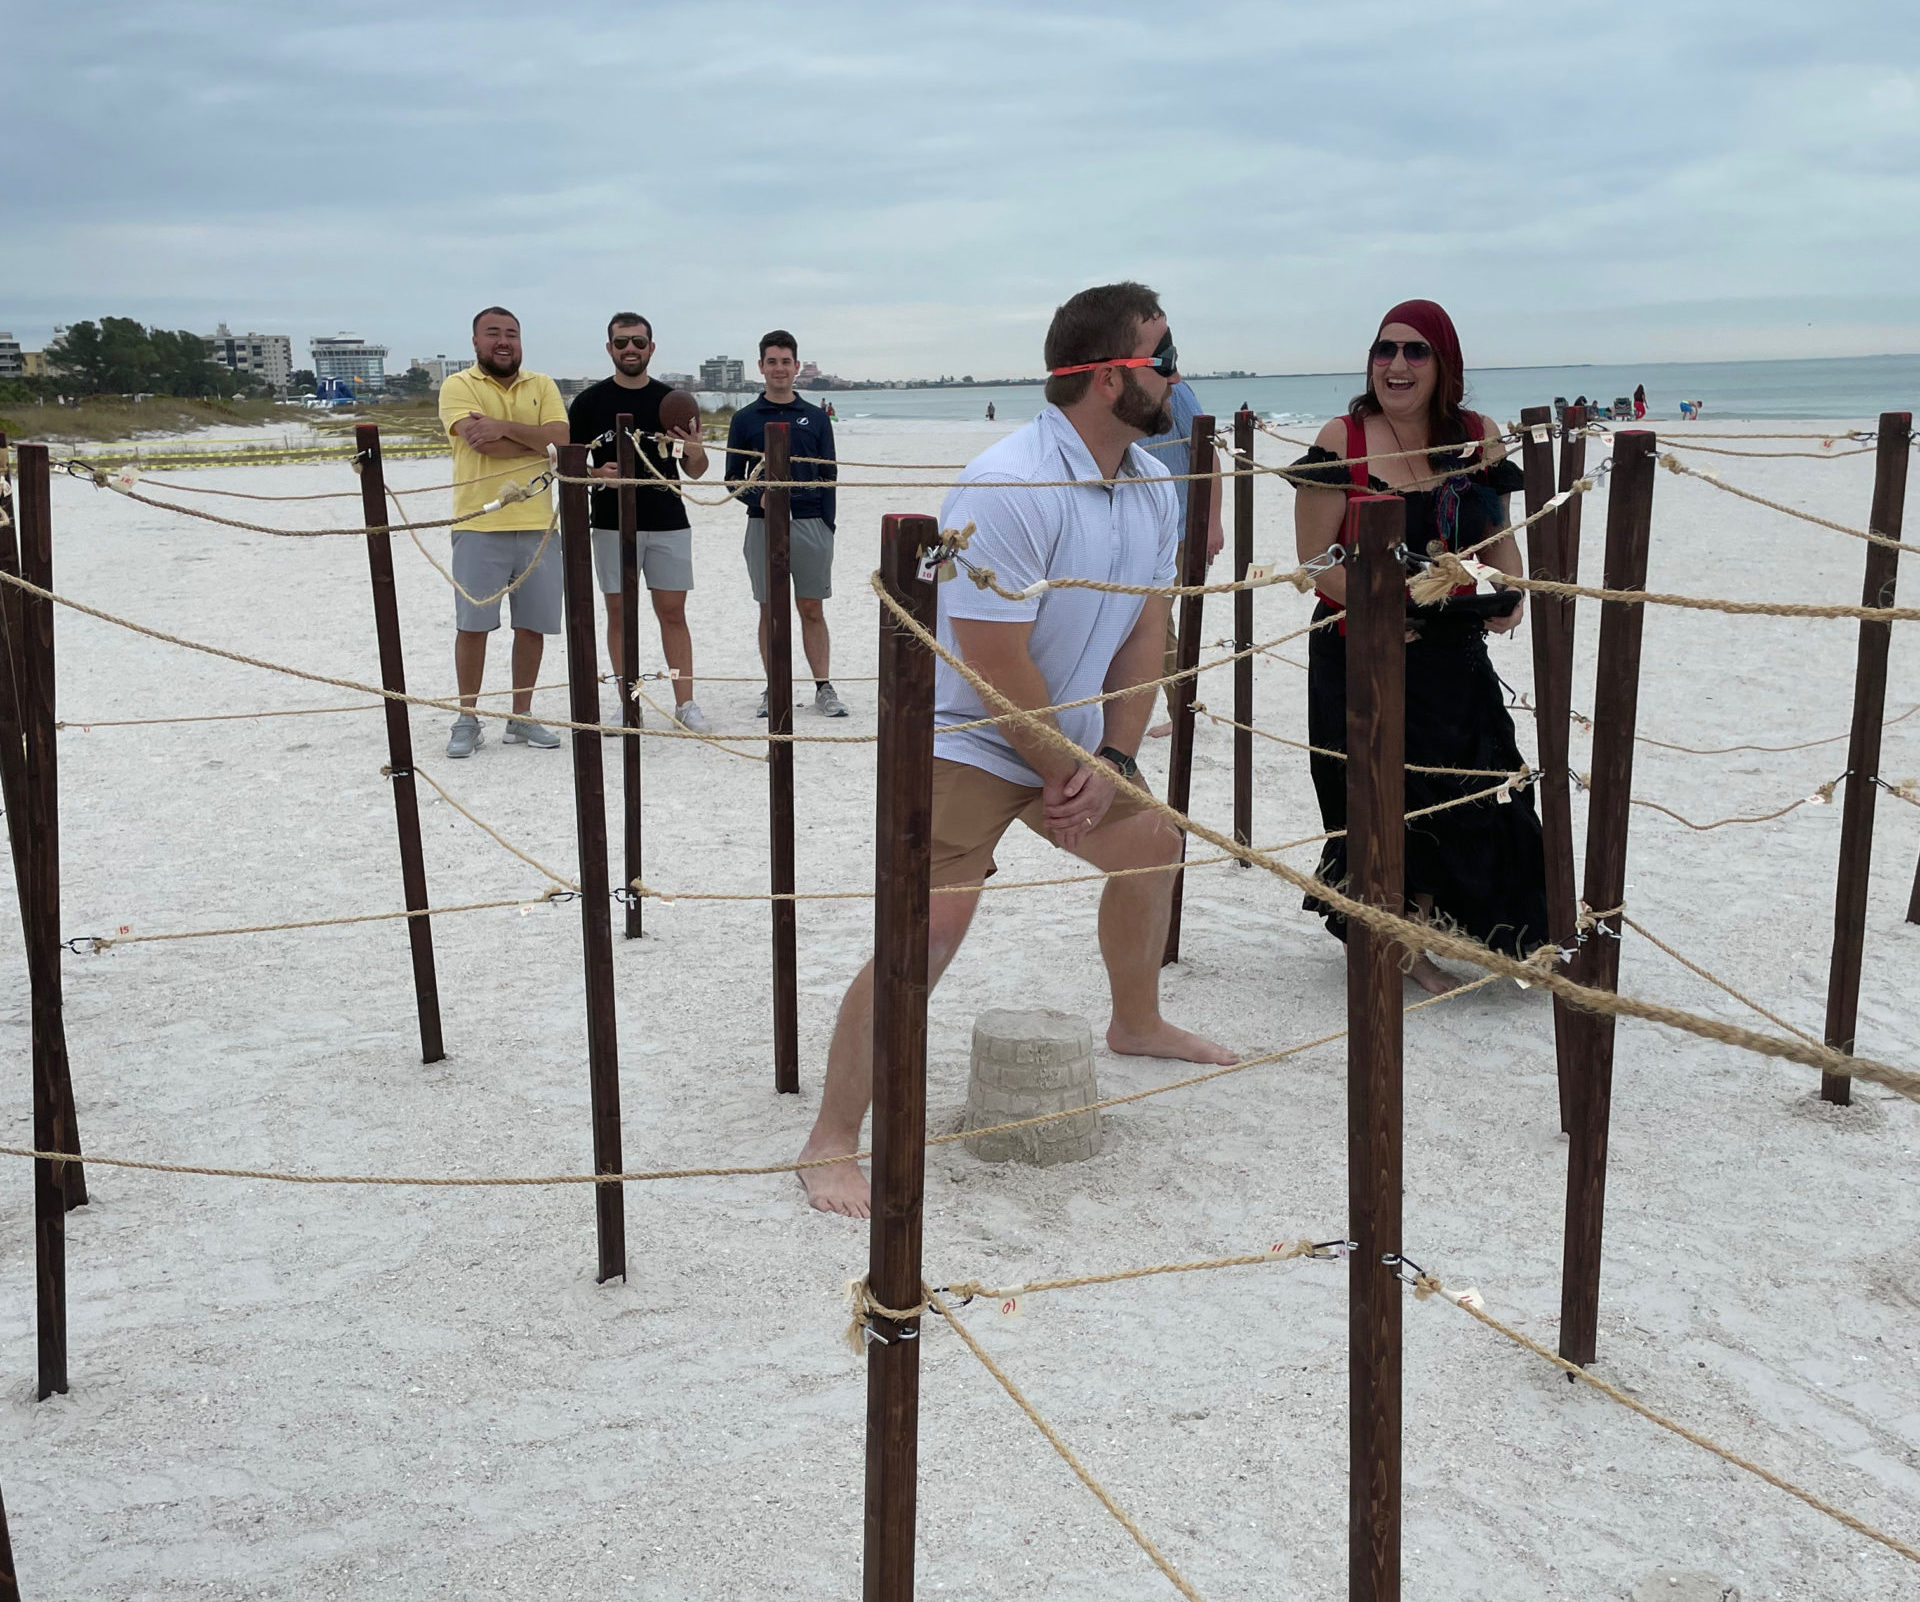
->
<box><xmin>0</xmin><ymin>395</ymin><xmax>308</xmax><ymax>445</ymax></box>
<box><xmin>45</xmin><ymin>317</ymin><xmax>267</xmax><ymax>400</ymax></box>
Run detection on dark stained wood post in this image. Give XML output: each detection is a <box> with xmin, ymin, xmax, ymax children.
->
<box><xmin>1344</xmin><ymin>492</ymin><xmax>1406</xmax><ymax>1602</ymax></box>
<box><xmin>1908</xmin><ymin>852</ymin><xmax>1920</xmax><ymax>926</ymax></box>
<box><xmin>764</xmin><ymin>422</ymin><xmax>800</xmax><ymax>1094</ymax></box>
<box><xmin>1518</xmin><ymin>405</ymin><xmax>1574</xmax><ymax>1132</ymax></box>
<box><xmin>1821</xmin><ymin>411</ymin><xmax>1912</xmax><ymax>1103</ymax></box>
<box><xmin>1232</xmin><ymin>407</ymin><xmax>1255</xmax><ymax>858</ymax></box>
<box><xmin>0</xmin><ymin>1476</ymin><xmax>17</xmax><ymax>1602</ymax></box>
<box><xmin>558</xmin><ymin>443</ymin><xmax>627</xmax><ymax>1283</ymax></box>
<box><xmin>1161</xmin><ymin>414</ymin><xmax>1216</xmax><ymax>965</ymax></box>
<box><xmin>17</xmin><ymin>445</ymin><xmax>88</xmax><ymax>1397</ymax></box>
<box><xmin>1558</xmin><ymin>429</ymin><xmax>1657</xmax><ymax>1368</ymax></box>
<box><xmin>355</xmin><ymin>424</ymin><xmax>444</xmax><ymax>1064</ymax></box>
<box><xmin>862</xmin><ymin>512</ymin><xmax>940</xmax><ymax>1602</ymax></box>
<box><xmin>1546</xmin><ymin>403</ymin><xmax>1590</xmax><ymax>1133</ymax></box>
<box><xmin>616</xmin><ymin>414</ymin><xmax>643</xmax><ymax>941</ymax></box>
<box><xmin>0</xmin><ymin>433</ymin><xmax>29</xmax><ymax>946</ymax></box>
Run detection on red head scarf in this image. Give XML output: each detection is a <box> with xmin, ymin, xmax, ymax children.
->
<box><xmin>1376</xmin><ymin>299</ymin><xmax>1464</xmax><ymax>413</ymax></box>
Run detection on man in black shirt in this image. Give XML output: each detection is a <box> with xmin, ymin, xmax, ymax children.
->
<box><xmin>568</xmin><ymin>312</ymin><xmax>712</xmax><ymax>733</ymax></box>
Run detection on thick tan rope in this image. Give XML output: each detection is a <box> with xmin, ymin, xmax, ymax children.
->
<box><xmin>939</xmin><ymin>1238</ymin><xmax>1323</xmax><ymax>1308</ymax></box>
<box><xmin>1634</xmin><ymin>704</ymin><xmax>1917</xmax><ymax>757</ymax></box>
<box><xmin>409</xmin><ymin>764</ymin><xmax>577</xmax><ymax>889</ymax></box>
<box><xmin>1657</xmin><ymin>453</ymin><xmax>1919</xmax><ymax>554</ymax></box>
<box><xmin>926</xmin><ymin>1287</ymin><xmax>1207</xmax><ymax>1602</ymax></box>
<box><xmin>870</xmin><ymin>574</ymin><xmax>1920</xmax><ymax>1102</ymax></box>
<box><xmin>1629</xmin><ymin>793</ymin><xmax>1824</xmax><ymax>832</ymax></box>
<box><xmin>630</xmin><ymin>679</ymin><xmax>767</xmax><ymax>765</ymax></box>
<box><xmin>1662</xmin><ymin>439</ymin><xmax>1878</xmax><ymax>462</ymax></box>
<box><xmin>1622</xmin><ymin>915</ymin><xmax>1823</xmax><ymax>1049</ymax></box>
<box><xmin>1414</xmin><ymin>1274</ymin><xmax>1920</xmax><ymax>1568</ymax></box>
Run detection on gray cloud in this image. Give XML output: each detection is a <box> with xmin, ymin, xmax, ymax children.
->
<box><xmin>4</xmin><ymin>1</ymin><xmax>1915</xmax><ymax>379</ymax></box>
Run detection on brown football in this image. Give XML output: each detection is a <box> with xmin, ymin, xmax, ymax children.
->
<box><xmin>658</xmin><ymin>389</ymin><xmax>700</xmax><ymax>436</ymax></box>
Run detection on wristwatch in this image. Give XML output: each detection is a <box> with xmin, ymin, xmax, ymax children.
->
<box><xmin>1096</xmin><ymin>745</ymin><xmax>1140</xmax><ymax>781</ymax></box>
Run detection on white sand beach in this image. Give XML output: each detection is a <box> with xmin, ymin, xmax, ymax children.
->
<box><xmin>0</xmin><ymin>416</ymin><xmax>1915</xmax><ymax>1599</ymax></box>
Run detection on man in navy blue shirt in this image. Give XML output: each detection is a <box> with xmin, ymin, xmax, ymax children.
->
<box><xmin>725</xmin><ymin>331</ymin><xmax>845</xmax><ymax>717</ymax></box>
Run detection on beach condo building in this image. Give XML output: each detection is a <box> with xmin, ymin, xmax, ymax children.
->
<box><xmin>311</xmin><ymin>332</ymin><xmax>388</xmax><ymax>392</ymax></box>
<box><xmin>0</xmin><ymin>333</ymin><xmax>21</xmax><ymax>379</ymax></box>
<box><xmin>407</xmin><ymin>354</ymin><xmax>470</xmax><ymax>387</ymax></box>
<box><xmin>699</xmin><ymin>355</ymin><xmax>747</xmax><ymax>391</ymax></box>
<box><xmin>204</xmin><ymin>324</ymin><xmax>294</xmax><ymax>393</ymax></box>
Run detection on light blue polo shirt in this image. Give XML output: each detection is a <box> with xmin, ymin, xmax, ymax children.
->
<box><xmin>934</xmin><ymin>405</ymin><xmax>1179</xmax><ymax>786</ymax></box>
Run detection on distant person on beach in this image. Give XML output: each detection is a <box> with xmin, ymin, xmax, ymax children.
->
<box><xmin>1139</xmin><ymin>371</ymin><xmax>1224</xmax><ymax>738</ymax></box>
<box><xmin>568</xmin><ymin>313</ymin><xmax>712</xmax><ymax>734</ymax></box>
<box><xmin>1633</xmin><ymin>383</ymin><xmax>1647</xmax><ymax>420</ymax></box>
<box><xmin>1290</xmin><ymin>298</ymin><xmax>1548</xmax><ymax>991</ymax></box>
<box><xmin>439</xmin><ymin>307</ymin><xmax>571</xmax><ymax>759</ymax></box>
<box><xmin>1680</xmin><ymin>400</ymin><xmax>1695</xmax><ymax>420</ymax></box>
<box><xmin>795</xmin><ymin>280</ymin><xmax>1236</xmax><ymax>1217</ymax></box>
<box><xmin>985</xmin><ymin>401</ymin><xmax>995</xmax><ymax>420</ymax></box>
<box><xmin>725</xmin><ymin>330</ymin><xmax>846</xmax><ymax>718</ymax></box>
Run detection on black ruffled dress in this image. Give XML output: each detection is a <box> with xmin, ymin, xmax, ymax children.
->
<box><xmin>1292</xmin><ymin>427</ymin><xmax>1548</xmax><ymax>958</ymax></box>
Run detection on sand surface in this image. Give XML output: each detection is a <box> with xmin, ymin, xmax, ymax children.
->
<box><xmin>1</xmin><ymin>417</ymin><xmax>1916</xmax><ymax>1599</ymax></box>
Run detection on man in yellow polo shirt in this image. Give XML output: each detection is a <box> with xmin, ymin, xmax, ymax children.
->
<box><xmin>438</xmin><ymin>306</ymin><xmax>571</xmax><ymax>758</ymax></box>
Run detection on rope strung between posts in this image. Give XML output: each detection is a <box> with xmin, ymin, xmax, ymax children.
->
<box><xmin>1661</xmin><ymin>439</ymin><xmax>1879</xmax><ymax>462</ymax></box>
<box><xmin>408</xmin><ymin>763</ymin><xmax>578</xmax><ymax>890</ymax></box>
<box><xmin>870</xmin><ymin>573</ymin><xmax>1920</xmax><ymax>1102</ymax></box>
<box><xmin>1628</xmin><ymin>703</ymin><xmax>1918</xmax><ymax>757</ymax></box>
<box><xmin>629</xmin><ymin>678</ymin><xmax>767</xmax><ymax>765</ymax></box>
<box><xmin>1655</xmin><ymin>452</ymin><xmax>1920</xmax><ymax>554</ymax></box>
<box><xmin>393</xmin><ymin>486</ymin><xmax>561</xmax><ymax>609</ymax></box>
<box><xmin>1196</xmin><ymin>706</ymin><xmax>1532</xmax><ymax>778</ymax></box>
<box><xmin>1412</xmin><ymin>1271</ymin><xmax>1920</xmax><ymax>1568</ymax></box>
<box><xmin>55</xmin><ymin>677</ymin><xmax>584</xmax><ymax>731</ymax></box>
<box><xmin>70</xmin><ymin>892</ymin><xmax>570</xmax><ymax>953</ymax></box>
<box><xmin>1621</xmin><ymin>914</ymin><xmax>1824</xmax><ymax>1049</ymax></box>
<box><xmin>925</xmin><ymin>1287</ymin><xmax>1209</xmax><ymax>1602</ymax></box>
<box><xmin>0</xmin><ymin>979</ymin><xmax>1498</xmax><ymax>1188</ymax></box>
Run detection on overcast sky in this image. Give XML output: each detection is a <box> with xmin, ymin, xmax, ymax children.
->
<box><xmin>4</xmin><ymin>1</ymin><xmax>1915</xmax><ymax>381</ymax></box>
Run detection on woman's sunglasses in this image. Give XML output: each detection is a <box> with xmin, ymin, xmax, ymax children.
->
<box><xmin>1370</xmin><ymin>339</ymin><xmax>1432</xmax><ymax>366</ymax></box>
<box><xmin>1049</xmin><ymin>329</ymin><xmax>1178</xmax><ymax>379</ymax></box>
<box><xmin>610</xmin><ymin>335</ymin><xmax>650</xmax><ymax>350</ymax></box>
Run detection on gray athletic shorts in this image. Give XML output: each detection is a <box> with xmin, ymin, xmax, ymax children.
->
<box><xmin>591</xmin><ymin>527</ymin><xmax>695</xmax><ymax>595</ymax></box>
<box><xmin>451</xmin><ymin>529</ymin><xmax>563</xmax><ymax>634</ymax></box>
<box><xmin>744</xmin><ymin>515</ymin><xmax>835</xmax><ymax>603</ymax></box>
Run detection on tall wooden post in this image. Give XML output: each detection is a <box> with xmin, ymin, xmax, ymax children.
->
<box><xmin>1558</xmin><ymin>429</ymin><xmax>1656</xmax><ymax>1368</ymax></box>
<box><xmin>17</xmin><ymin>445</ymin><xmax>87</xmax><ymax>1397</ymax></box>
<box><xmin>1907</xmin><ymin>853</ymin><xmax>1920</xmax><ymax>926</ymax></box>
<box><xmin>558</xmin><ymin>444</ymin><xmax>627</xmax><ymax>1283</ymax></box>
<box><xmin>1232</xmin><ymin>407</ymin><xmax>1255</xmax><ymax>859</ymax></box>
<box><xmin>0</xmin><ymin>1476</ymin><xmax>17</xmax><ymax>1602</ymax></box>
<box><xmin>1546</xmin><ymin>404</ymin><xmax>1590</xmax><ymax>1133</ymax></box>
<box><xmin>764</xmin><ymin>422</ymin><xmax>800</xmax><ymax>1094</ymax></box>
<box><xmin>616</xmin><ymin>414</ymin><xmax>643</xmax><ymax>941</ymax></box>
<box><xmin>355</xmin><ymin>424</ymin><xmax>444</xmax><ymax>1064</ymax></box>
<box><xmin>862</xmin><ymin>513</ymin><xmax>940</xmax><ymax>1602</ymax></box>
<box><xmin>0</xmin><ymin>433</ymin><xmax>29</xmax><ymax>946</ymax></box>
<box><xmin>1821</xmin><ymin>411</ymin><xmax>1912</xmax><ymax>1103</ymax></box>
<box><xmin>1161</xmin><ymin>414</ymin><xmax>1216</xmax><ymax>965</ymax></box>
<box><xmin>1345</xmin><ymin>493</ymin><xmax>1407</xmax><ymax>1602</ymax></box>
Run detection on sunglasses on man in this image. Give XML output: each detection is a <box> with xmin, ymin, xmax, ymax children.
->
<box><xmin>1369</xmin><ymin>339</ymin><xmax>1432</xmax><ymax>366</ymax></box>
<box><xmin>610</xmin><ymin>334</ymin><xmax>651</xmax><ymax>351</ymax></box>
<box><xmin>1049</xmin><ymin>328</ymin><xmax>1178</xmax><ymax>380</ymax></box>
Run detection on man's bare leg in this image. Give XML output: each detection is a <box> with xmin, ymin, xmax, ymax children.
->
<box><xmin>757</xmin><ymin>603</ymin><xmax>772</xmax><ymax>675</ymax></box>
<box><xmin>1074</xmin><ymin>812</ymin><xmax>1236</xmax><ymax>1064</ymax></box>
<box><xmin>454</xmin><ymin>629</ymin><xmax>490</xmax><ymax>710</ymax></box>
<box><xmin>797</xmin><ymin>887</ymin><xmax>980</xmax><ymax>1217</ymax></box>
<box><xmin>652</xmin><ymin>589</ymin><xmax>694</xmax><ymax>703</ymax></box>
<box><xmin>510</xmin><ymin>627</ymin><xmax>544</xmax><ymax>716</ymax></box>
<box><xmin>797</xmin><ymin>597</ymin><xmax>831</xmax><ymax>682</ymax></box>
<box><xmin>603</xmin><ymin>593</ymin><xmax>624</xmax><ymax>684</ymax></box>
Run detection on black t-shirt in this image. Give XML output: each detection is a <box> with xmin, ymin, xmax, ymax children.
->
<box><xmin>567</xmin><ymin>376</ymin><xmax>693</xmax><ymax>532</ymax></box>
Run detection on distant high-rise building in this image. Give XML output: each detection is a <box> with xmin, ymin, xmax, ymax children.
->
<box><xmin>699</xmin><ymin>355</ymin><xmax>747</xmax><ymax>391</ymax></box>
<box><xmin>21</xmin><ymin>350</ymin><xmax>49</xmax><ymax>378</ymax></box>
<box><xmin>797</xmin><ymin>360</ymin><xmax>821</xmax><ymax>386</ymax></box>
<box><xmin>408</xmin><ymin>354</ymin><xmax>470</xmax><ymax>386</ymax></box>
<box><xmin>204</xmin><ymin>323</ymin><xmax>293</xmax><ymax>392</ymax></box>
<box><xmin>0</xmin><ymin>333</ymin><xmax>22</xmax><ymax>380</ymax></box>
<box><xmin>311</xmin><ymin>332</ymin><xmax>388</xmax><ymax>391</ymax></box>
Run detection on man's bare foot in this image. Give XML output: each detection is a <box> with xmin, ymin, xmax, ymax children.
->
<box><xmin>1147</xmin><ymin>720</ymin><xmax>1173</xmax><ymax>739</ymax></box>
<box><xmin>1409</xmin><ymin>955</ymin><xmax>1467</xmax><ymax>996</ymax></box>
<box><xmin>1106</xmin><ymin>1018</ymin><xmax>1237</xmax><ymax>1065</ymax></box>
<box><xmin>798</xmin><ymin>1145</ymin><xmax>871</xmax><ymax>1218</ymax></box>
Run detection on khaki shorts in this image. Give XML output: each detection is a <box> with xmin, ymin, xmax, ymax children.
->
<box><xmin>931</xmin><ymin>757</ymin><xmax>1157</xmax><ymax>887</ymax></box>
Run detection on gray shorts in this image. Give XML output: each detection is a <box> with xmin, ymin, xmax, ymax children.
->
<box><xmin>451</xmin><ymin>529</ymin><xmax>563</xmax><ymax>634</ymax></box>
<box><xmin>591</xmin><ymin>527</ymin><xmax>695</xmax><ymax>595</ymax></box>
<box><xmin>744</xmin><ymin>515</ymin><xmax>834</xmax><ymax>603</ymax></box>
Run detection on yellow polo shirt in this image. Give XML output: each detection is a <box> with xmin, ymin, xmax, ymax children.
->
<box><xmin>439</xmin><ymin>365</ymin><xmax>566</xmax><ymax>533</ymax></box>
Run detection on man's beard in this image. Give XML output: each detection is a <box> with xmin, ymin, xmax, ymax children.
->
<box><xmin>1115</xmin><ymin>369</ymin><xmax>1172</xmax><ymax>437</ymax></box>
<box><xmin>616</xmin><ymin>354</ymin><xmax>648</xmax><ymax>379</ymax></box>
<box><xmin>478</xmin><ymin>352</ymin><xmax>521</xmax><ymax>379</ymax></box>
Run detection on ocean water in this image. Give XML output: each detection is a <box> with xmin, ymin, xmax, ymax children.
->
<box><xmin>739</xmin><ymin>353</ymin><xmax>1919</xmax><ymax>427</ymax></box>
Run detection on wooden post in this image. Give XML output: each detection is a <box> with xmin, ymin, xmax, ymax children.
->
<box><xmin>764</xmin><ymin>422</ymin><xmax>800</xmax><ymax>1094</ymax></box>
<box><xmin>1546</xmin><ymin>403</ymin><xmax>1590</xmax><ymax>1133</ymax></box>
<box><xmin>1908</xmin><ymin>852</ymin><xmax>1920</xmax><ymax>926</ymax></box>
<box><xmin>0</xmin><ymin>1476</ymin><xmax>16</xmax><ymax>1602</ymax></box>
<box><xmin>0</xmin><ymin>433</ymin><xmax>30</xmax><ymax>947</ymax></box>
<box><xmin>17</xmin><ymin>445</ymin><xmax>88</xmax><ymax>1397</ymax></box>
<box><xmin>862</xmin><ymin>512</ymin><xmax>940</xmax><ymax>1602</ymax></box>
<box><xmin>355</xmin><ymin>425</ymin><xmax>444</xmax><ymax>1064</ymax></box>
<box><xmin>558</xmin><ymin>444</ymin><xmax>627</xmax><ymax>1283</ymax></box>
<box><xmin>1345</xmin><ymin>493</ymin><xmax>1406</xmax><ymax>1602</ymax></box>
<box><xmin>616</xmin><ymin>415</ymin><xmax>643</xmax><ymax>941</ymax></box>
<box><xmin>1821</xmin><ymin>411</ymin><xmax>1912</xmax><ymax>1103</ymax></box>
<box><xmin>1232</xmin><ymin>407</ymin><xmax>1255</xmax><ymax>859</ymax></box>
<box><xmin>1558</xmin><ymin>429</ymin><xmax>1656</xmax><ymax>1368</ymax></box>
<box><xmin>1161</xmin><ymin>413</ymin><xmax>1216</xmax><ymax>966</ymax></box>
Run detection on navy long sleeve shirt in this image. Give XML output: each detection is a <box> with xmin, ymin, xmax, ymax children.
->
<box><xmin>725</xmin><ymin>393</ymin><xmax>837</xmax><ymax>528</ymax></box>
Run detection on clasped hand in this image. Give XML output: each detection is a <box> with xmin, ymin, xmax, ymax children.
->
<box><xmin>1043</xmin><ymin>762</ymin><xmax>1117</xmax><ymax>851</ymax></box>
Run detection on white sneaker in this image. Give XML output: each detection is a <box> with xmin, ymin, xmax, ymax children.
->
<box><xmin>674</xmin><ymin>700</ymin><xmax>713</xmax><ymax>735</ymax></box>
